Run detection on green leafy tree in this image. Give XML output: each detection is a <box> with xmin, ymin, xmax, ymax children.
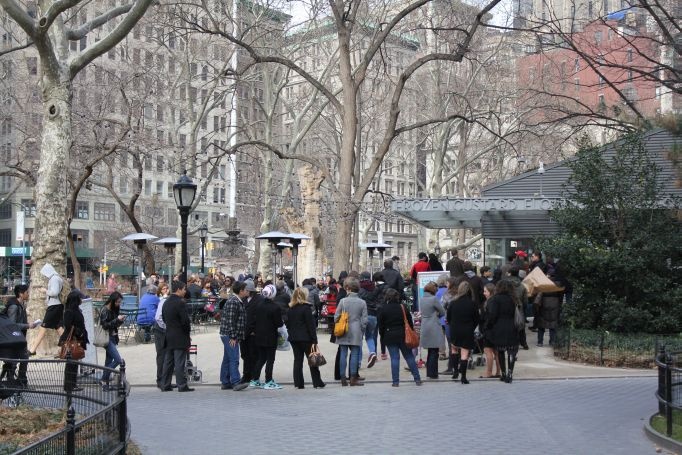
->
<box><xmin>540</xmin><ymin>133</ymin><xmax>682</xmax><ymax>333</ymax></box>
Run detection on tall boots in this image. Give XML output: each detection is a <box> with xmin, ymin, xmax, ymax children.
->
<box><xmin>441</xmin><ymin>353</ymin><xmax>455</xmax><ymax>374</ymax></box>
<box><xmin>451</xmin><ymin>353</ymin><xmax>461</xmax><ymax>380</ymax></box>
<box><xmin>498</xmin><ymin>350</ymin><xmax>507</xmax><ymax>382</ymax></box>
<box><xmin>349</xmin><ymin>376</ymin><xmax>364</xmax><ymax>386</ymax></box>
<box><xmin>459</xmin><ymin>359</ymin><xmax>469</xmax><ymax>384</ymax></box>
<box><xmin>506</xmin><ymin>352</ymin><xmax>516</xmax><ymax>384</ymax></box>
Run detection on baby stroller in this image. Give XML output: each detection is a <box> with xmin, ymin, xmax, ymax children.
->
<box><xmin>0</xmin><ymin>316</ymin><xmax>28</xmax><ymax>407</ymax></box>
<box><xmin>185</xmin><ymin>344</ymin><xmax>203</xmax><ymax>384</ymax></box>
<box><xmin>469</xmin><ymin>329</ymin><xmax>487</xmax><ymax>370</ymax></box>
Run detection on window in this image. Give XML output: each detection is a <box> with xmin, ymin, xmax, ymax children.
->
<box><xmin>627</xmin><ymin>70</ymin><xmax>633</xmax><ymax>82</ymax></box>
<box><xmin>79</xmin><ymin>36</ymin><xmax>86</xmax><ymax>51</ymax></box>
<box><xmin>167</xmin><ymin>207</ymin><xmax>178</xmax><ymax>225</ymax></box>
<box><xmin>21</xmin><ymin>199</ymin><xmax>36</xmax><ymax>217</ymax></box>
<box><xmin>156</xmin><ymin>181</ymin><xmax>163</xmax><ymax>196</ymax></box>
<box><xmin>76</xmin><ymin>201</ymin><xmax>89</xmax><ymax>219</ymax></box>
<box><xmin>213</xmin><ymin>187</ymin><xmax>220</xmax><ymax>203</ymax></box>
<box><xmin>94</xmin><ymin>203</ymin><xmax>115</xmax><ymax>221</ymax></box>
<box><xmin>627</xmin><ymin>49</ymin><xmax>633</xmax><ymax>63</ymax></box>
<box><xmin>0</xmin><ymin>202</ymin><xmax>11</xmax><ymax>219</ymax></box>
<box><xmin>157</xmin><ymin>105</ymin><xmax>164</xmax><ymax>122</ymax></box>
<box><xmin>119</xmin><ymin>176</ymin><xmax>128</xmax><ymax>194</ymax></box>
<box><xmin>157</xmin><ymin>156</ymin><xmax>164</xmax><ymax>172</ymax></box>
<box><xmin>133</xmin><ymin>49</ymin><xmax>140</xmax><ymax>64</ymax></box>
<box><xmin>201</xmin><ymin>66</ymin><xmax>208</xmax><ymax>81</ymax></box>
<box><xmin>167</xmin><ymin>182</ymin><xmax>173</xmax><ymax>199</ymax></box>
<box><xmin>71</xmin><ymin>230</ymin><xmax>89</xmax><ymax>248</ymax></box>
<box><xmin>574</xmin><ymin>78</ymin><xmax>580</xmax><ymax>91</ymax></box>
<box><xmin>190</xmin><ymin>63</ymin><xmax>197</xmax><ymax>75</ymax></box>
<box><xmin>144</xmin><ymin>179</ymin><xmax>152</xmax><ymax>196</ymax></box>
<box><xmin>594</xmin><ymin>31</ymin><xmax>602</xmax><ymax>44</ymax></box>
<box><xmin>26</xmin><ymin>57</ymin><xmax>37</xmax><ymax>76</ymax></box>
<box><xmin>574</xmin><ymin>58</ymin><xmax>580</xmax><ymax>73</ymax></box>
<box><xmin>598</xmin><ymin>75</ymin><xmax>605</xmax><ymax>87</ymax></box>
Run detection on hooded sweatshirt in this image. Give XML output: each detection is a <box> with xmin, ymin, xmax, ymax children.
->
<box><xmin>41</xmin><ymin>263</ymin><xmax>64</xmax><ymax>307</ymax></box>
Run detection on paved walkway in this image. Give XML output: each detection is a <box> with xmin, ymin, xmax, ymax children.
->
<box><xmin>127</xmin><ymin>377</ymin><xmax>663</xmax><ymax>454</ymax></box>
<box><xmin>115</xmin><ymin>326</ymin><xmax>656</xmax><ymax>386</ymax></box>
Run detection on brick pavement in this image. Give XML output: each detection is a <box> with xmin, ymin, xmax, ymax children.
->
<box><xmin>127</xmin><ymin>377</ymin><xmax>662</xmax><ymax>455</ymax></box>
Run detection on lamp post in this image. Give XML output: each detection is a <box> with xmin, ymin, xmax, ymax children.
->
<box><xmin>121</xmin><ymin>232</ymin><xmax>158</xmax><ymax>304</ymax></box>
<box><xmin>255</xmin><ymin>231</ymin><xmax>289</xmax><ymax>281</ymax></box>
<box><xmin>173</xmin><ymin>171</ymin><xmax>197</xmax><ymax>284</ymax></box>
<box><xmin>286</xmin><ymin>233</ymin><xmax>310</xmax><ymax>287</ymax></box>
<box><xmin>154</xmin><ymin>237</ymin><xmax>181</xmax><ymax>281</ymax></box>
<box><xmin>276</xmin><ymin>241</ymin><xmax>293</xmax><ymax>278</ymax></box>
<box><xmin>198</xmin><ymin>222</ymin><xmax>208</xmax><ymax>275</ymax></box>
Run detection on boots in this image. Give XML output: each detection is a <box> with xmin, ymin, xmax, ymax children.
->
<box><xmin>451</xmin><ymin>353</ymin><xmax>461</xmax><ymax>380</ymax></box>
<box><xmin>506</xmin><ymin>352</ymin><xmax>516</xmax><ymax>384</ymax></box>
<box><xmin>459</xmin><ymin>359</ymin><xmax>469</xmax><ymax>384</ymax></box>
<box><xmin>350</xmin><ymin>376</ymin><xmax>364</xmax><ymax>386</ymax></box>
<box><xmin>498</xmin><ymin>350</ymin><xmax>507</xmax><ymax>382</ymax></box>
<box><xmin>341</xmin><ymin>377</ymin><xmax>349</xmax><ymax>387</ymax></box>
<box><xmin>441</xmin><ymin>353</ymin><xmax>454</xmax><ymax>374</ymax></box>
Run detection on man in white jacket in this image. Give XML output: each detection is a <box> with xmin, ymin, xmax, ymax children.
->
<box><xmin>29</xmin><ymin>263</ymin><xmax>65</xmax><ymax>355</ymax></box>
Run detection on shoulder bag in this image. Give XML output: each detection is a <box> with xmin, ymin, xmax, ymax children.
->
<box><xmin>333</xmin><ymin>311</ymin><xmax>349</xmax><ymax>337</ymax></box>
<box><xmin>401</xmin><ymin>305</ymin><xmax>420</xmax><ymax>349</ymax></box>
<box><xmin>514</xmin><ymin>304</ymin><xmax>525</xmax><ymax>330</ymax></box>
<box><xmin>307</xmin><ymin>344</ymin><xmax>327</xmax><ymax>368</ymax></box>
<box><xmin>93</xmin><ymin>325</ymin><xmax>109</xmax><ymax>348</ymax></box>
<box><xmin>59</xmin><ymin>327</ymin><xmax>85</xmax><ymax>361</ymax></box>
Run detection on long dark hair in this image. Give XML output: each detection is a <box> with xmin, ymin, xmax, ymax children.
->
<box><xmin>105</xmin><ymin>291</ymin><xmax>123</xmax><ymax>315</ymax></box>
<box><xmin>384</xmin><ymin>288</ymin><xmax>401</xmax><ymax>304</ymax></box>
<box><xmin>64</xmin><ymin>291</ymin><xmax>82</xmax><ymax>312</ymax></box>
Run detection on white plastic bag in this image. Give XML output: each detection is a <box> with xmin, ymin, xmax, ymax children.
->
<box><xmin>276</xmin><ymin>325</ymin><xmax>291</xmax><ymax>351</ymax></box>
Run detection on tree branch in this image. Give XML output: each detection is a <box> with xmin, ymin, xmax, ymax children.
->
<box><xmin>0</xmin><ymin>40</ymin><xmax>33</xmax><ymax>56</ymax></box>
<box><xmin>65</xmin><ymin>3</ymin><xmax>134</xmax><ymax>40</ymax></box>
<box><xmin>0</xmin><ymin>0</ymin><xmax>36</xmax><ymax>37</ymax></box>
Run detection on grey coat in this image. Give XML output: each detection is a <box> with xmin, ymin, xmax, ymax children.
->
<box><xmin>419</xmin><ymin>292</ymin><xmax>446</xmax><ymax>348</ymax></box>
<box><xmin>334</xmin><ymin>292</ymin><xmax>368</xmax><ymax>346</ymax></box>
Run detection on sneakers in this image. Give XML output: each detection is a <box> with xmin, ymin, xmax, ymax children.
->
<box><xmin>249</xmin><ymin>380</ymin><xmax>264</xmax><ymax>389</ymax></box>
<box><xmin>233</xmin><ymin>382</ymin><xmax>249</xmax><ymax>392</ymax></box>
<box><xmin>367</xmin><ymin>353</ymin><xmax>377</xmax><ymax>369</ymax></box>
<box><xmin>381</xmin><ymin>353</ymin><xmax>388</xmax><ymax>360</ymax></box>
<box><xmin>262</xmin><ymin>380</ymin><xmax>283</xmax><ymax>390</ymax></box>
<box><xmin>536</xmin><ymin>343</ymin><xmax>544</xmax><ymax>347</ymax></box>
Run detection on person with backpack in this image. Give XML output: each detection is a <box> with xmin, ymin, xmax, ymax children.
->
<box><xmin>1</xmin><ymin>285</ymin><xmax>39</xmax><ymax>385</ymax></box>
<box><xmin>29</xmin><ymin>263</ymin><xmax>65</xmax><ymax>355</ymax></box>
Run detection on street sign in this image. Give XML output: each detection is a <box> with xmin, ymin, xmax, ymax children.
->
<box><xmin>16</xmin><ymin>212</ymin><xmax>24</xmax><ymax>241</ymax></box>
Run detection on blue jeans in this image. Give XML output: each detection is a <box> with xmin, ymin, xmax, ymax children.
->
<box><xmin>339</xmin><ymin>344</ymin><xmax>361</xmax><ymax>378</ymax></box>
<box><xmin>387</xmin><ymin>343</ymin><xmax>421</xmax><ymax>385</ymax></box>
<box><xmin>365</xmin><ymin>316</ymin><xmax>378</xmax><ymax>355</ymax></box>
<box><xmin>537</xmin><ymin>328</ymin><xmax>556</xmax><ymax>346</ymax></box>
<box><xmin>220</xmin><ymin>336</ymin><xmax>241</xmax><ymax>386</ymax></box>
<box><xmin>101</xmin><ymin>335</ymin><xmax>123</xmax><ymax>383</ymax></box>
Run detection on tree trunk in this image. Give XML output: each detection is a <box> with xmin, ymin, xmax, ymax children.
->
<box><xmin>297</xmin><ymin>165</ymin><xmax>324</xmax><ymax>282</ymax></box>
<box><xmin>26</xmin><ymin>78</ymin><xmax>72</xmax><ymax>355</ymax></box>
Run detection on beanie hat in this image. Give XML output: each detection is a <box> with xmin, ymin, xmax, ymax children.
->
<box><xmin>261</xmin><ymin>284</ymin><xmax>276</xmax><ymax>300</ymax></box>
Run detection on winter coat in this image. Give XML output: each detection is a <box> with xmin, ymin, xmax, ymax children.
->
<box><xmin>358</xmin><ymin>280</ymin><xmax>379</xmax><ymax>316</ymax></box>
<box><xmin>447</xmin><ymin>295</ymin><xmax>480</xmax><ymax>350</ymax></box>
<box><xmin>419</xmin><ymin>291</ymin><xmax>445</xmax><ymax>348</ymax></box>
<box><xmin>273</xmin><ymin>291</ymin><xmax>291</xmax><ymax>323</ymax></box>
<box><xmin>334</xmin><ymin>292</ymin><xmax>367</xmax><ymax>346</ymax></box>
<box><xmin>253</xmin><ymin>298</ymin><xmax>283</xmax><ymax>348</ymax></box>
<box><xmin>100</xmin><ymin>306</ymin><xmax>124</xmax><ymax>344</ymax></box>
<box><xmin>60</xmin><ymin>308</ymin><xmax>88</xmax><ymax>349</ymax></box>
<box><xmin>286</xmin><ymin>304</ymin><xmax>318</xmax><ymax>344</ymax></box>
<box><xmin>534</xmin><ymin>292</ymin><xmax>562</xmax><ymax>329</ymax></box>
<box><xmin>446</xmin><ymin>257</ymin><xmax>465</xmax><ymax>278</ymax></box>
<box><xmin>41</xmin><ymin>263</ymin><xmax>63</xmax><ymax>307</ymax></box>
<box><xmin>162</xmin><ymin>294</ymin><xmax>191</xmax><ymax>350</ymax></box>
<box><xmin>244</xmin><ymin>294</ymin><xmax>263</xmax><ymax>336</ymax></box>
<box><xmin>378</xmin><ymin>302</ymin><xmax>413</xmax><ymax>346</ymax></box>
<box><xmin>382</xmin><ymin>268</ymin><xmax>404</xmax><ymax>296</ymax></box>
<box><xmin>4</xmin><ymin>298</ymin><xmax>29</xmax><ymax>335</ymax></box>
<box><xmin>484</xmin><ymin>294</ymin><xmax>519</xmax><ymax>350</ymax></box>
<box><xmin>464</xmin><ymin>271</ymin><xmax>485</xmax><ymax>308</ymax></box>
<box><xmin>137</xmin><ymin>292</ymin><xmax>159</xmax><ymax>326</ymax></box>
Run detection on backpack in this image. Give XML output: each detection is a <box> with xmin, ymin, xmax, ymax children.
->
<box><xmin>0</xmin><ymin>315</ymin><xmax>27</xmax><ymax>351</ymax></box>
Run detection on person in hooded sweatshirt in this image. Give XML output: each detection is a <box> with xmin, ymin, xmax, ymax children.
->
<box><xmin>30</xmin><ymin>263</ymin><xmax>65</xmax><ymax>355</ymax></box>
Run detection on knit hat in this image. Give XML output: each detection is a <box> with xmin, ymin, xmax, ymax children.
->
<box><xmin>261</xmin><ymin>284</ymin><xmax>276</xmax><ymax>299</ymax></box>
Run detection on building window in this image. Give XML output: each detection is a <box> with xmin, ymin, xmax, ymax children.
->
<box><xmin>167</xmin><ymin>182</ymin><xmax>173</xmax><ymax>198</ymax></box>
<box><xmin>76</xmin><ymin>201</ymin><xmax>89</xmax><ymax>219</ymax></box>
<box><xmin>119</xmin><ymin>176</ymin><xmax>128</xmax><ymax>194</ymax></box>
<box><xmin>94</xmin><ymin>203</ymin><xmax>116</xmax><ymax>221</ymax></box>
<box><xmin>26</xmin><ymin>57</ymin><xmax>37</xmax><ymax>76</ymax></box>
<box><xmin>71</xmin><ymin>229</ymin><xmax>89</xmax><ymax>248</ymax></box>
<box><xmin>626</xmin><ymin>48</ymin><xmax>633</xmax><ymax>63</ymax></box>
<box><xmin>144</xmin><ymin>179</ymin><xmax>152</xmax><ymax>196</ymax></box>
<box><xmin>574</xmin><ymin>58</ymin><xmax>580</xmax><ymax>73</ymax></box>
<box><xmin>574</xmin><ymin>78</ymin><xmax>580</xmax><ymax>91</ymax></box>
<box><xmin>167</xmin><ymin>208</ymin><xmax>178</xmax><ymax>226</ymax></box>
<box><xmin>598</xmin><ymin>76</ymin><xmax>605</xmax><ymax>87</ymax></box>
<box><xmin>156</xmin><ymin>181</ymin><xmax>163</xmax><ymax>196</ymax></box>
<box><xmin>0</xmin><ymin>202</ymin><xmax>11</xmax><ymax>219</ymax></box>
<box><xmin>21</xmin><ymin>199</ymin><xmax>36</xmax><ymax>217</ymax></box>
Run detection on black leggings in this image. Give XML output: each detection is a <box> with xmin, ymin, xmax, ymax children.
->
<box><xmin>253</xmin><ymin>346</ymin><xmax>277</xmax><ymax>383</ymax></box>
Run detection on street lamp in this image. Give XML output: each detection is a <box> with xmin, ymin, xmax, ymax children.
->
<box><xmin>121</xmin><ymin>232</ymin><xmax>158</xmax><ymax>303</ymax></box>
<box><xmin>198</xmin><ymin>222</ymin><xmax>208</xmax><ymax>275</ymax></box>
<box><xmin>154</xmin><ymin>237</ymin><xmax>181</xmax><ymax>280</ymax></box>
<box><xmin>276</xmin><ymin>241</ymin><xmax>293</xmax><ymax>278</ymax></box>
<box><xmin>173</xmin><ymin>171</ymin><xmax>197</xmax><ymax>284</ymax></box>
<box><xmin>287</xmin><ymin>233</ymin><xmax>310</xmax><ymax>287</ymax></box>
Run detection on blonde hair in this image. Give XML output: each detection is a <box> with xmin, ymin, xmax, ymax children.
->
<box><xmin>455</xmin><ymin>281</ymin><xmax>471</xmax><ymax>300</ymax></box>
<box><xmin>290</xmin><ymin>287</ymin><xmax>309</xmax><ymax>307</ymax></box>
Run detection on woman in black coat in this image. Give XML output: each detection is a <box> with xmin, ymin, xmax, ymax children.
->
<box><xmin>59</xmin><ymin>290</ymin><xmax>89</xmax><ymax>392</ymax></box>
<box><xmin>484</xmin><ymin>279</ymin><xmax>520</xmax><ymax>383</ymax></box>
<box><xmin>252</xmin><ymin>284</ymin><xmax>283</xmax><ymax>389</ymax></box>
<box><xmin>99</xmin><ymin>291</ymin><xmax>126</xmax><ymax>390</ymax></box>
<box><xmin>285</xmin><ymin>287</ymin><xmax>325</xmax><ymax>389</ymax></box>
<box><xmin>377</xmin><ymin>289</ymin><xmax>422</xmax><ymax>387</ymax></box>
<box><xmin>446</xmin><ymin>281</ymin><xmax>480</xmax><ymax>384</ymax></box>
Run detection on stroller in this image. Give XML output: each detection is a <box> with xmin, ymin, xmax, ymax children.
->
<box><xmin>0</xmin><ymin>316</ymin><xmax>28</xmax><ymax>407</ymax></box>
<box><xmin>185</xmin><ymin>344</ymin><xmax>203</xmax><ymax>384</ymax></box>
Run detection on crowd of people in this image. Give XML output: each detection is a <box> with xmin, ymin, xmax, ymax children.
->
<box><xmin>0</xmin><ymin>248</ymin><xmax>567</xmax><ymax>392</ymax></box>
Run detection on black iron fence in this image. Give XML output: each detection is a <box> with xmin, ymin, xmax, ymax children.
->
<box><xmin>655</xmin><ymin>347</ymin><xmax>682</xmax><ymax>438</ymax></box>
<box><xmin>0</xmin><ymin>357</ymin><xmax>129</xmax><ymax>455</ymax></box>
<box><xmin>553</xmin><ymin>327</ymin><xmax>682</xmax><ymax>369</ymax></box>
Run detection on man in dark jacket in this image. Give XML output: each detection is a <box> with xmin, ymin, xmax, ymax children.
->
<box><xmin>382</xmin><ymin>259</ymin><xmax>404</xmax><ymax>297</ymax></box>
<box><xmin>250</xmin><ymin>284</ymin><xmax>284</xmax><ymax>389</ymax></box>
<box><xmin>2</xmin><ymin>285</ymin><xmax>37</xmax><ymax>385</ymax></box>
<box><xmin>161</xmin><ymin>281</ymin><xmax>193</xmax><ymax>392</ymax></box>
<box><xmin>446</xmin><ymin>251</ymin><xmax>465</xmax><ymax>278</ymax></box>
<box><xmin>273</xmin><ymin>281</ymin><xmax>291</xmax><ymax>323</ymax></box>
<box><xmin>240</xmin><ymin>279</ymin><xmax>261</xmax><ymax>384</ymax></box>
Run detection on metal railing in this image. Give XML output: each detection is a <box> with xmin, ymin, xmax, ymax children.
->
<box><xmin>0</xmin><ymin>357</ymin><xmax>129</xmax><ymax>455</ymax></box>
<box><xmin>655</xmin><ymin>346</ymin><xmax>682</xmax><ymax>438</ymax></box>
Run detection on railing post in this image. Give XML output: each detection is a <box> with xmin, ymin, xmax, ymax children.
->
<box><xmin>567</xmin><ymin>327</ymin><xmax>571</xmax><ymax>360</ymax></box>
<box><xmin>658</xmin><ymin>345</ymin><xmax>666</xmax><ymax>415</ymax></box>
<box><xmin>665</xmin><ymin>352</ymin><xmax>673</xmax><ymax>437</ymax></box>
<box><xmin>118</xmin><ymin>360</ymin><xmax>127</xmax><ymax>453</ymax></box>
<box><xmin>66</xmin><ymin>406</ymin><xmax>76</xmax><ymax>455</ymax></box>
<box><xmin>599</xmin><ymin>332</ymin><xmax>605</xmax><ymax>366</ymax></box>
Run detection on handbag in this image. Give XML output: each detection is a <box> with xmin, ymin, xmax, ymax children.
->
<box><xmin>514</xmin><ymin>305</ymin><xmax>525</xmax><ymax>330</ymax></box>
<box><xmin>401</xmin><ymin>305</ymin><xmax>420</xmax><ymax>349</ymax></box>
<box><xmin>59</xmin><ymin>327</ymin><xmax>85</xmax><ymax>361</ymax></box>
<box><xmin>307</xmin><ymin>344</ymin><xmax>327</xmax><ymax>368</ymax></box>
<box><xmin>333</xmin><ymin>311</ymin><xmax>349</xmax><ymax>337</ymax></box>
<box><xmin>93</xmin><ymin>325</ymin><xmax>109</xmax><ymax>348</ymax></box>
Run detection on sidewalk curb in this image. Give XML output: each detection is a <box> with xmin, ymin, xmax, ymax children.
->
<box><xmin>644</xmin><ymin>414</ymin><xmax>682</xmax><ymax>455</ymax></box>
